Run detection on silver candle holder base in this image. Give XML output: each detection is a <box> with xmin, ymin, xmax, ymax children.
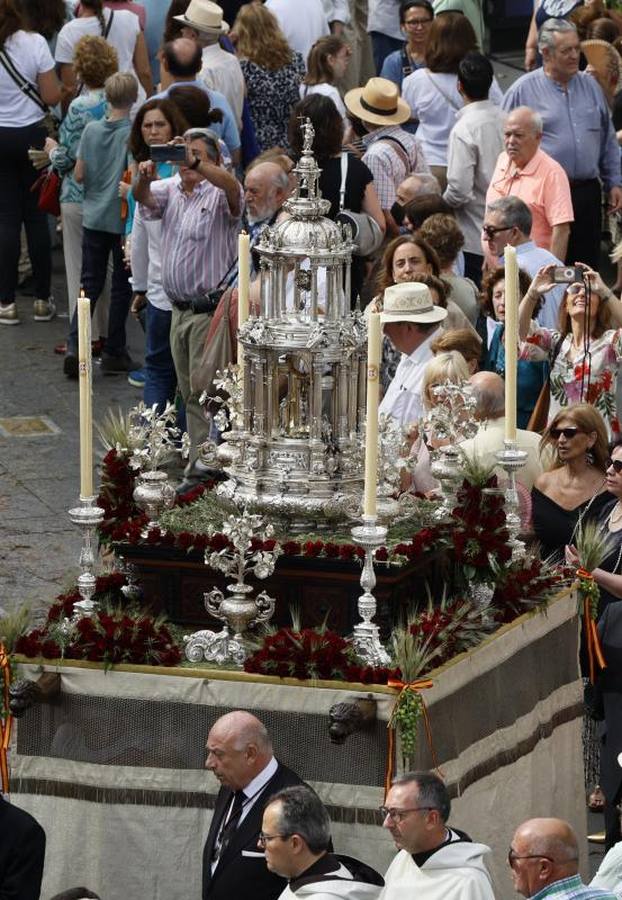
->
<box><xmin>495</xmin><ymin>439</ymin><xmax>528</xmax><ymax>559</ymax></box>
<box><xmin>68</xmin><ymin>496</ymin><xmax>105</xmax><ymax>617</ymax></box>
<box><xmin>351</xmin><ymin>518</ymin><xmax>390</xmax><ymax>667</ymax></box>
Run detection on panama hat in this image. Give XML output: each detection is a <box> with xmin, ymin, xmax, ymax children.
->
<box><xmin>581</xmin><ymin>39</ymin><xmax>622</xmax><ymax>93</ymax></box>
<box><xmin>174</xmin><ymin>0</ymin><xmax>229</xmax><ymax>34</ymax></box>
<box><xmin>379</xmin><ymin>282</ymin><xmax>448</xmax><ymax>325</ymax></box>
<box><xmin>344</xmin><ymin>77</ymin><xmax>411</xmax><ymax>127</ymax></box>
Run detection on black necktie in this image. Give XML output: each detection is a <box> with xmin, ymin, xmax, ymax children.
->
<box><xmin>212</xmin><ymin>790</ymin><xmax>245</xmax><ymax>863</ymax></box>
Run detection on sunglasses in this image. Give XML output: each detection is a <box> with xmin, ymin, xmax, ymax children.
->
<box><xmin>550</xmin><ymin>427</ymin><xmax>583</xmax><ymax>440</ymax></box>
<box><xmin>482</xmin><ymin>224</ymin><xmax>512</xmax><ymax>239</ymax></box>
<box><xmin>606</xmin><ymin>457</ymin><xmax>622</xmax><ymax>473</ymax></box>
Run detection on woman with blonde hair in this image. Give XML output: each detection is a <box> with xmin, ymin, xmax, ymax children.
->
<box><xmin>407</xmin><ymin>349</ymin><xmax>470</xmax><ymax>493</ymax></box>
<box><xmin>531</xmin><ymin>403</ymin><xmax>611</xmax><ymax>561</ymax></box>
<box><xmin>300</xmin><ymin>36</ymin><xmax>351</xmax><ymax>120</ymax></box>
<box><xmin>233</xmin><ymin>4</ymin><xmax>305</xmax><ymax>151</ymax></box>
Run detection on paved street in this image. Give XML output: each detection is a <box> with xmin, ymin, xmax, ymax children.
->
<box><xmin>0</xmin><ymin>241</ymin><xmax>146</xmax><ymax>617</ymax></box>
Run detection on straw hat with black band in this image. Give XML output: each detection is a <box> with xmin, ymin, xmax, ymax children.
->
<box><xmin>344</xmin><ymin>77</ymin><xmax>411</xmax><ymax>128</ymax></box>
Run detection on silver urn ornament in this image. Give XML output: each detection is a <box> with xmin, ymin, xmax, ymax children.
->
<box><xmin>133</xmin><ymin>469</ymin><xmax>176</xmax><ymax>537</ymax></box>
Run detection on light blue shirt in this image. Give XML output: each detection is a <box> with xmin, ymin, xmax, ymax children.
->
<box><xmin>502</xmin><ymin>69</ymin><xmax>621</xmax><ymax>190</ymax></box>
<box><xmin>380</xmin><ymin>46</ymin><xmax>425</xmax><ymax>89</ymax></box>
<box><xmin>50</xmin><ymin>88</ymin><xmax>107</xmax><ymax>204</ymax></box>
<box><xmin>152</xmin><ymin>81</ymin><xmax>241</xmax><ymax>154</ymax></box>
<box><xmin>498</xmin><ymin>239</ymin><xmax>566</xmax><ymax>330</ymax></box>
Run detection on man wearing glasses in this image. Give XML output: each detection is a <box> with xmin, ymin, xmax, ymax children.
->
<box><xmin>259</xmin><ymin>785</ymin><xmax>383</xmax><ymax>900</ymax></box>
<box><xmin>508</xmin><ymin>817</ymin><xmax>617</xmax><ymax>899</ymax></box>
<box><xmin>381</xmin><ymin>771</ymin><xmax>494</xmax><ymax>900</ymax></box>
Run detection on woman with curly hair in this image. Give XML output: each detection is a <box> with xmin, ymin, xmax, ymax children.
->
<box><xmin>233</xmin><ymin>3</ymin><xmax>305</xmax><ymax>151</ymax></box>
<box><xmin>45</xmin><ymin>35</ymin><xmax>118</xmax><ymax>335</ymax></box>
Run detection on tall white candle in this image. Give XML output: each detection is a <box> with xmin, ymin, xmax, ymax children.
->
<box><xmin>504</xmin><ymin>244</ymin><xmax>518</xmax><ymax>442</ymax></box>
<box><xmin>237</xmin><ymin>231</ymin><xmax>250</xmax><ymax>393</ymax></box>
<box><xmin>77</xmin><ymin>290</ymin><xmax>93</xmax><ymax>498</ymax></box>
<box><xmin>364</xmin><ymin>312</ymin><xmax>382</xmax><ymax>519</ymax></box>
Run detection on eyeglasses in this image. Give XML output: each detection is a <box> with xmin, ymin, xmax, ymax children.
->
<box><xmin>549</xmin><ymin>427</ymin><xmax>583</xmax><ymax>440</ymax></box>
<box><xmin>404</xmin><ymin>17</ymin><xmax>433</xmax><ymax>26</ymax></box>
<box><xmin>606</xmin><ymin>457</ymin><xmax>622</xmax><ymax>473</ymax></box>
<box><xmin>257</xmin><ymin>832</ymin><xmax>291</xmax><ymax>846</ymax></box>
<box><xmin>379</xmin><ymin>806</ymin><xmax>436</xmax><ymax>822</ymax></box>
<box><xmin>507</xmin><ymin>848</ymin><xmax>555</xmax><ymax>868</ymax></box>
<box><xmin>482</xmin><ymin>224</ymin><xmax>512</xmax><ymax>239</ymax></box>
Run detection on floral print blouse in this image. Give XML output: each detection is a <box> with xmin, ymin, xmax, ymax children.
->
<box><xmin>526</xmin><ymin>326</ymin><xmax>622</xmax><ymax>439</ymax></box>
<box><xmin>240</xmin><ymin>52</ymin><xmax>305</xmax><ymax>152</ymax></box>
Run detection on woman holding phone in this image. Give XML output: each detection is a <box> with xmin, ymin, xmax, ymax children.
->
<box><xmin>519</xmin><ymin>263</ymin><xmax>622</xmax><ymax>440</ymax></box>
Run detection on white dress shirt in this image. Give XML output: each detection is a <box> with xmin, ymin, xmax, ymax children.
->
<box><xmin>367</xmin><ymin>0</ymin><xmax>402</xmax><ymax>40</ymax></box>
<box><xmin>379</xmin><ymin>329</ymin><xmax>439</xmax><ymax>426</ymax></box>
<box><xmin>200</xmin><ymin>43</ymin><xmax>245</xmax><ymax>128</ymax></box>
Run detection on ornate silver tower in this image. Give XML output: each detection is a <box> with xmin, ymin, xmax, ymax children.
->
<box><xmin>218</xmin><ymin>120</ymin><xmax>367</xmax><ymax>528</ymax></box>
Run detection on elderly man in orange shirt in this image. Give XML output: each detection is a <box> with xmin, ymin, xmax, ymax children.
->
<box><xmin>485</xmin><ymin>106</ymin><xmax>573</xmax><ymax>263</ymax></box>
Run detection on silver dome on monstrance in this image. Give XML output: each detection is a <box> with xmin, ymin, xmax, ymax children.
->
<box><xmin>216</xmin><ymin>119</ymin><xmax>368</xmax><ymax>529</ymax></box>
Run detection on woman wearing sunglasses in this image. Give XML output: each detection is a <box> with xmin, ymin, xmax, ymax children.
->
<box><xmin>519</xmin><ymin>263</ymin><xmax>622</xmax><ymax>440</ymax></box>
<box><xmin>532</xmin><ymin>403</ymin><xmax>613</xmax><ymax>819</ymax></box>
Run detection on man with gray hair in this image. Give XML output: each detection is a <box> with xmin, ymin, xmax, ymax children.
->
<box><xmin>486</xmin><ymin>106</ymin><xmax>573</xmax><ymax>262</ymax></box>
<box><xmin>381</xmin><ymin>770</ymin><xmax>494</xmax><ymax>900</ymax></box>
<box><xmin>202</xmin><ymin>711</ymin><xmax>305</xmax><ymax>900</ymax></box>
<box><xmin>501</xmin><ymin>17</ymin><xmax>622</xmax><ymax>269</ymax></box>
<box><xmin>135</xmin><ymin>127</ymin><xmax>243</xmax><ymax>490</ymax></box>
<box><xmin>482</xmin><ymin>196</ymin><xmax>566</xmax><ymax>329</ymax></box>
<box><xmin>509</xmin><ymin>817</ymin><xmax>617</xmax><ymax>899</ymax></box>
<box><xmin>260</xmin><ymin>785</ymin><xmax>383</xmax><ymax>900</ymax></box>
<box><xmin>459</xmin><ymin>372</ymin><xmax>542</xmax><ymax>491</ymax></box>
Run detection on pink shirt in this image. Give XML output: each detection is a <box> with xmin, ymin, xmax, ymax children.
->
<box><xmin>486</xmin><ymin>147</ymin><xmax>574</xmax><ymax>251</ymax></box>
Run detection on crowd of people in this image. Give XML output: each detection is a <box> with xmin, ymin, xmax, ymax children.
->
<box><xmin>6</xmin><ymin>711</ymin><xmax>622</xmax><ymax>900</ymax></box>
<box><xmin>5</xmin><ymin>0</ymin><xmax>622</xmax><ymax>894</ymax></box>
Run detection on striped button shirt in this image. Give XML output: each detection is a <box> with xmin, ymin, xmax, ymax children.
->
<box><xmin>361</xmin><ymin>125</ymin><xmax>430</xmax><ymax>209</ymax></box>
<box><xmin>140</xmin><ymin>174</ymin><xmax>243</xmax><ymax>304</ymax></box>
<box><xmin>530</xmin><ymin>875</ymin><xmax>618</xmax><ymax>900</ymax></box>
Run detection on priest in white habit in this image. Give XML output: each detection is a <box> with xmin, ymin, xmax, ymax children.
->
<box><xmin>380</xmin><ymin>771</ymin><xmax>495</xmax><ymax>900</ymax></box>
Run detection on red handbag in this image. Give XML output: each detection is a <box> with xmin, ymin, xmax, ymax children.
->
<box><xmin>31</xmin><ymin>168</ymin><xmax>61</xmax><ymax>217</ymax></box>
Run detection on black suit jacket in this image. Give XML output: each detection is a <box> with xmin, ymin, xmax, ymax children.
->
<box><xmin>202</xmin><ymin>761</ymin><xmax>303</xmax><ymax>900</ymax></box>
<box><xmin>0</xmin><ymin>797</ymin><xmax>46</xmax><ymax>900</ymax></box>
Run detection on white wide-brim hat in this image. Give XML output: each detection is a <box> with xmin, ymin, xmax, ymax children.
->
<box><xmin>174</xmin><ymin>0</ymin><xmax>229</xmax><ymax>34</ymax></box>
<box><xmin>380</xmin><ymin>282</ymin><xmax>448</xmax><ymax>325</ymax></box>
<box><xmin>345</xmin><ymin>77</ymin><xmax>411</xmax><ymax>127</ymax></box>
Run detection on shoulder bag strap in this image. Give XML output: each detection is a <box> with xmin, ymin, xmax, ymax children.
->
<box><xmin>424</xmin><ymin>69</ymin><xmax>461</xmax><ymax>111</ymax></box>
<box><xmin>401</xmin><ymin>46</ymin><xmax>412</xmax><ymax>79</ymax></box>
<box><xmin>103</xmin><ymin>9</ymin><xmax>114</xmax><ymax>38</ymax></box>
<box><xmin>0</xmin><ymin>47</ymin><xmax>48</xmax><ymax>112</ymax></box>
<box><xmin>378</xmin><ymin>135</ymin><xmax>410</xmax><ymax>174</ymax></box>
<box><xmin>339</xmin><ymin>151</ymin><xmax>348</xmax><ymax>212</ymax></box>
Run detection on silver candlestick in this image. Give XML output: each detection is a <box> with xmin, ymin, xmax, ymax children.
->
<box><xmin>68</xmin><ymin>496</ymin><xmax>105</xmax><ymax>616</ymax></box>
<box><xmin>351</xmin><ymin>518</ymin><xmax>390</xmax><ymax>666</ymax></box>
<box><xmin>495</xmin><ymin>439</ymin><xmax>528</xmax><ymax>558</ymax></box>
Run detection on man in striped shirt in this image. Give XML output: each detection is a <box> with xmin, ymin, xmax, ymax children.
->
<box><xmin>135</xmin><ymin>127</ymin><xmax>243</xmax><ymax>483</ymax></box>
